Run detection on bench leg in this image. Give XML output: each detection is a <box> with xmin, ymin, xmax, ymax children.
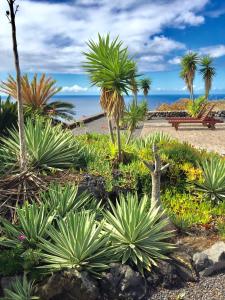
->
<box><xmin>174</xmin><ymin>123</ymin><xmax>179</xmax><ymax>130</ymax></box>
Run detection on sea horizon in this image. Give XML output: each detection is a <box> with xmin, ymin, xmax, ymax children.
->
<box><xmin>52</xmin><ymin>94</ymin><xmax>225</xmax><ymax>119</ymax></box>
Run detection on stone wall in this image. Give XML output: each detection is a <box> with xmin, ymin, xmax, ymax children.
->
<box><xmin>147</xmin><ymin>110</ymin><xmax>225</xmax><ymax>120</ymax></box>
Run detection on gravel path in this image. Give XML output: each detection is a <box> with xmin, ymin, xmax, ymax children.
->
<box><xmin>72</xmin><ymin>116</ymin><xmax>143</xmax><ymax>137</ymax></box>
<box><xmin>150</xmin><ymin>273</ymin><xmax>225</xmax><ymax>300</ymax></box>
<box><xmin>141</xmin><ymin>119</ymin><xmax>225</xmax><ymax>155</ymax></box>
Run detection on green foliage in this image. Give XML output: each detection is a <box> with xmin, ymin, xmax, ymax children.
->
<box><xmin>40</xmin><ymin>183</ymin><xmax>94</xmax><ymax>218</ymax></box>
<box><xmin>162</xmin><ymin>189</ymin><xmax>213</xmax><ymax>230</ymax></box>
<box><xmin>104</xmin><ymin>193</ymin><xmax>175</xmax><ymax>273</ymax></box>
<box><xmin>195</xmin><ymin>157</ymin><xmax>225</xmax><ymax>204</ymax></box>
<box><xmin>0</xmin><ymin>117</ymin><xmax>85</xmax><ymax>173</ymax></box>
<box><xmin>136</xmin><ymin>132</ymin><xmax>173</xmax><ymax>149</ymax></box>
<box><xmin>187</xmin><ymin>96</ymin><xmax>206</xmax><ymax>117</ymax></box>
<box><xmin>0</xmin><ymin>249</ymin><xmax>24</xmax><ymax>276</ymax></box>
<box><xmin>139</xmin><ymin>78</ymin><xmax>152</xmax><ymax>97</ymax></box>
<box><xmin>39</xmin><ymin>211</ymin><xmax>113</xmax><ymax>277</ymax></box>
<box><xmin>0</xmin><ymin>96</ymin><xmax>17</xmax><ymax>136</ymax></box>
<box><xmin>0</xmin><ymin>275</ymin><xmax>39</xmax><ymax>300</ymax></box>
<box><xmin>0</xmin><ymin>202</ymin><xmax>54</xmax><ymax>248</ymax></box>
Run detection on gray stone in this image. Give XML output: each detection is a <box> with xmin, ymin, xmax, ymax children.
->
<box><xmin>193</xmin><ymin>252</ymin><xmax>212</xmax><ymax>272</ymax></box>
<box><xmin>37</xmin><ymin>270</ymin><xmax>99</xmax><ymax>300</ymax></box>
<box><xmin>202</xmin><ymin>241</ymin><xmax>225</xmax><ymax>263</ymax></box>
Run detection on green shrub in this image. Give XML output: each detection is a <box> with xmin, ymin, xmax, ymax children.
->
<box><xmin>104</xmin><ymin>193</ymin><xmax>175</xmax><ymax>274</ymax></box>
<box><xmin>39</xmin><ymin>211</ymin><xmax>113</xmax><ymax>277</ymax></box>
<box><xmin>162</xmin><ymin>189</ymin><xmax>213</xmax><ymax>230</ymax></box>
<box><xmin>0</xmin><ymin>249</ymin><xmax>24</xmax><ymax>276</ymax></box>
<box><xmin>195</xmin><ymin>157</ymin><xmax>225</xmax><ymax>204</ymax></box>
<box><xmin>187</xmin><ymin>96</ymin><xmax>206</xmax><ymax>117</ymax></box>
<box><xmin>0</xmin><ymin>117</ymin><xmax>85</xmax><ymax>173</ymax></box>
<box><xmin>0</xmin><ymin>96</ymin><xmax>17</xmax><ymax>136</ymax></box>
<box><xmin>0</xmin><ymin>275</ymin><xmax>39</xmax><ymax>300</ymax></box>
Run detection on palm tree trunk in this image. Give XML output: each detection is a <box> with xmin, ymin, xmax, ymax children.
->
<box><xmin>108</xmin><ymin>119</ymin><xmax>115</xmax><ymax>144</ymax></box>
<box><xmin>8</xmin><ymin>0</ymin><xmax>27</xmax><ymax>171</ymax></box>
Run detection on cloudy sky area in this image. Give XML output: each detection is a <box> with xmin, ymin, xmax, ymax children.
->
<box><xmin>1</xmin><ymin>0</ymin><xmax>225</xmax><ymax>94</ymax></box>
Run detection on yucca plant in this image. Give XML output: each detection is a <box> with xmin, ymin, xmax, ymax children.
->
<box><xmin>39</xmin><ymin>211</ymin><xmax>113</xmax><ymax>277</ymax></box>
<box><xmin>104</xmin><ymin>193</ymin><xmax>175</xmax><ymax>274</ymax></box>
<box><xmin>140</xmin><ymin>78</ymin><xmax>151</xmax><ymax>98</ymax></box>
<box><xmin>0</xmin><ymin>74</ymin><xmax>74</xmax><ymax>120</ymax></box>
<box><xmin>187</xmin><ymin>95</ymin><xmax>206</xmax><ymax>117</ymax></box>
<box><xmin>83</xmin><ymin>34</ymin><xmax>136</xmax><ymax>161</ymax></box>
<box><xmin>123</xmin><ymin>99</ymin><xmax>147</xmax><ymax>144</ymax></box>
<box><xmin>199</xmin><ymin>56</ymin><xmax>216</xmax><ymax>100</ymax></box>
<box><xmin>0</xmin><ymin>202</ymin><xmax>54</xmax><ymax>248</ymax></box>
<box><xmin>135</xmin><ymin>132</ymin><xmax>173</xmax><ymax>149</ymax></box>
<box><xmin>41</xmin><ymin>183</ymin><xmax>94</xmax><ymax>218</ymax></box>
<box><xmin>180</xmin><ymin>52</ymin><xmax>199</xmax><ymax>101</ymax></box>
<box><xmin>0</xmin><ymin>275</ymin><xmax>39</xmax><ymax>300</ymax></box>
<box><xmin>195</xmin><ymin>157</ymin><xmax>225</xmax><ymax>204</ymax></box>
<box><xmin>0</xmin><ymin>117</ymin><xmax>84</xmax><ymax>173</ymax></box>
<box><xmin>0</xmin><ymin>96</ymin><xmax>17</xmax><ymax>136</ymax></box>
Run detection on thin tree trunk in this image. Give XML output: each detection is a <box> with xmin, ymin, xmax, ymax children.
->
<box><xmin>126</xmin><ymin>129</ymin><xmax>133</xmax><ymax>145</ymax></box>
<box><xmin>116</xmin><ymin>123</ymin><xmax>122</xmax><ymax>162</ymax></box>
<box><xmin>8</xmin><ymin>0</ymin><xmax>27</xmax><ymax>171</ymax></box>
<box><xmin>108</xmin><ymin>119</ymin><xmax>115</xmax><ymax>144</ymax></box>
<box><xmin>151</xmin><ymin>171</ymin><xmax>162</xmax><ymax>210</ymax></box>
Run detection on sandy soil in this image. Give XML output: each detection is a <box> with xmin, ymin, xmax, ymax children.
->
<box><xmin>141</xmin><ymin>119</ymin><xmax>225</xmax><ymax>155</ymax></box>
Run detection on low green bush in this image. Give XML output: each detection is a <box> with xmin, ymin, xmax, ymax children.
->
<box><xmin>0</xmin><ymin>96</ymin><xmax>17</xmax><ymax>137</ymax></box>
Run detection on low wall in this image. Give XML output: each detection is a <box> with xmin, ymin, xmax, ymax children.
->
<box><xmin>147</xmin><ymin>110</ymin><xmax>225</xmax><ymax>120</ymax></box>
<box><xmin>68</xmin><ymin>113</ymin><xmax>105</xmax><ymax>129</ymax></box>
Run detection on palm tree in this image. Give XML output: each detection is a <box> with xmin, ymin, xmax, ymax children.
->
<box><xmin>180</xmin><ymin>52</ymin><xmax>199</xmax><ymax>101</ymax></box>
<box><xmin>83</xmin><ymin>34</ymin><xmax>136</xmax><ymax>161</ymax></box>
<box><xmin>0</xmin><ymin>74</ymin><xmax>74</xmax><ymax>120</ymax></box>
<box><xmin>199</xmin><ymin>56</ymin><xmax>216</xmax><ymax>100</ymax></box>
<box><xmin>140</xmin><ymin>78</ymin><xmax>151</xmax><ymax>98</ymax></box>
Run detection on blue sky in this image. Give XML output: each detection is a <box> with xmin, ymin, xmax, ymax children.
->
<box><xmin>1</xmin><ymin>0</ymin><xmax>225</xmax><ymax>95</ymax></box>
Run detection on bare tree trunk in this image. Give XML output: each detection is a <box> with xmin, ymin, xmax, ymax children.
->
<box><xmin>7</xmin><ymin>0</ymin><xmax>27</xmax><ymax>172</ymax></box>
<box><xmin>126</xmin><ymin>129</ymin><xmax>133</xmax><ymax>145</ymax></box>
<box><xmin>143</xmin><ymin>144</ymin><xmax>169</xmax><ymax>211</ymax></box>
<box><xmin>116</xmin><ymin>123</ymin><xmax>122</xmax><ymax>162</ymax></box>
<box><xmin>108</xmin><ymin>119</ymin><xmax>115</xmax><ymax>144</ymax></box>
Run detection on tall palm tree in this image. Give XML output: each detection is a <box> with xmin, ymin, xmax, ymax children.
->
<box><xmin>199</xmin><ymin>56</ymin><xmax>216</xmax><ymax>100</ymax></box>
<box><xmin>180</xmin><ymin>52</ymin><xmax>199</xmax><ymax>101</ymax></box>
<box><xmin>83</xmin><ymin>34</ymin><xmax>136</xmax><ymax>161</ymax></box>
<box><xmin>140</xmin><ymin>78</ymin><xmax>151</xmax><ymax>98</ymax></box>
<box><xmin>0</xmin><ymin>74</ymin><xmax>74</xmax><ymax>120</ymax></box>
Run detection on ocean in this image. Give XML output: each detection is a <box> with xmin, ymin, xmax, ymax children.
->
<box><xmin>52</xmin><ymin>94</ymin><xmax>225</xmax><ymax>120</ymax></box>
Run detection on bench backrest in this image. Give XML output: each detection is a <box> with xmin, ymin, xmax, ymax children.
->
<box><xmin>200</xmin><ymin>104</ymin><xmax>215</xmax><ymax>121</ymax></box>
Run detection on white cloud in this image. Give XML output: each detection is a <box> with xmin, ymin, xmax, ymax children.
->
<box><xmin>200</xmin><ymin>45</ymin><xmax>225</xmax><ymax>58</ymax></box>
<box><xmin>168</xmin><ymin>56</ymin><xmax>182</xmax><ymax>64</ymax></box>
<box><xmin>0</xmin><ymin>0</ymin><xmax>209</xmax><ymax>73</ymax></box>
<box><xmin>61</xmin><ymin>84</ymin><xmax>88</xmax><ymax>93</ymax></box>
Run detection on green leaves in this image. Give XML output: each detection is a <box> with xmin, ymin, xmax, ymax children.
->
<box><xmin>104</xmin><ymin>193</ymin><xmax>175</xmax><ymax>274</ymax></box>
<box><xmin>41</xmin><ymin>183</ymin><xmax>94</xmax><ymax>218</ymax></box>
<box><xmin>139</xmin><ymin>78</ymin><xmax>152</xmax><ymax>97</ymax></box>
<box><xmin>0</xmin><ymin>202</ymin><xmax>54</xmax><ymax>248</ymax></box>
<box><xmin>187</xmin><ymin>96</ymin><xmax>206</xmax><ymax>117</ymax></box>
<box><xmin>0</xmin><ymin>117</ymin><xmax>84</xmax><ymax>173</ymax></box>
<box><xmin>0</xmin><ymin>96</ymin><xmax>17</xmax><ymax>137</ymax></box>
<box><xmin>39</xmin><ymin>211</ymin><xmax>113</xmax><ymax>277</ymax></box>
<box><xmin>0</xmin><ymin>275</ymin><xmax>39</xmax><ymax>300</ymax></box>
<box><xmin>195</xmin><ymin>157</ymin><xmax>225</xmax><ymax>204</ymax></box>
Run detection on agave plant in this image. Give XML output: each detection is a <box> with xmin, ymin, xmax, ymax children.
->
<box><xmin>83</xmin><ymin>34</ymin><xmax>136</xmax><ymax>161</ymax></box>
<box><xmin>0</xmin><ymin>74</ymin><xmax>74</xmax><ymax>120</ymax></box>
<box><xmin>104</xmin><ymin>193</ymin><xmax>175</xmax><ymax>274</ymax></box>
<box><xmin>195</xmin><ymin>157</ymin><xmax>225</xmax><ymax>204</ymax></box>
<box><xmin>135</xmin><ymin>132</ymin><xmax>173</xmax><ymax>149</ymax></box>
<box><xmin>0</xmin><ymin>117</ymin><xmax>84</xmax><ymax>173</ymax></box>
<box><xmin>39</xmin><ymin>211</ymin><xmax>113</xmax><ymax>276</ymax></box>
<box><xmin>0</xmin><ymin>96</ymin><xmax>17</xmax><ymax>136</ymax></box>
<box><xmin>187</xmin><ymin>96</ymin><xmax>206</xmax><ymax>117</ymax></box>
<box><xmin>0</xmin><ymin>202</ymin><xmax>54</xmax><ymax>248</ymax></box>
<box><xmin>0</xmin><ymin>275</ymin><xmax>39</xmax><ymax>300</ymax></box>
<box><xmin>41</xmin><ymin>183</ymin><xmax>94</xmax><ymax>218</ymax></box>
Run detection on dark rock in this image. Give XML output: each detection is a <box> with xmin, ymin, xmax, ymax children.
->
<box><xmin>37</xmin><ymin>270</ymin><xmax>99</xmax><ymax>300</ymax></box>
<box><xmin>147</xmin><ymin>110</ymin><xmax>225</xmax><ymax>120</ymax></box>
<box><xmin>202</xmin><ymin>261</ymin><xmax>225</xmax><ymax>277</ymax></box>
<box><xmin>99</xmin><ymin>263</ymin><xmax>149</xmax><ymax>300</ymax></box>
<box><xmin>193</xmin><ymin>252</ymin><xmax>212</xmax><ymax>272</ymax></box>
